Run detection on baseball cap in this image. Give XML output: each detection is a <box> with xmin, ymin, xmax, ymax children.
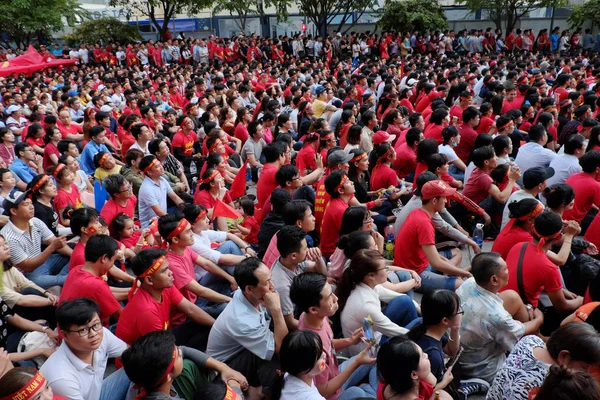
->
<box><xmin>100</xmin><ymin>105</ymin><xmax>113</xmax><ymax>113</ymax></box>
<box><xmin>407</xmin><ymin>78</ymin><xmax>418</xmax><ymax>87</ymax></box>
<box><xmin>97</xmin><ymin>84</ymin><xmax>106</xmax><ymax>91</ymax></box>
<box><xmin>3</xmin><ymin>189</ymin><xmax>30</xmax><ymax>210</ymax></box>
<box><xmin>6</xmin><ymin>105</ymin><xmax>20</xmax><ymax>114</ymax></box>
<box><xmin>523</xmin><ymin>166</ymin><xmax>554</xmax><ymax>190</ymax></box>
<box><xmin>327</xmin><ymin>150</ymin><xmax>353</xmax><ymax>167</ymax></box>
<box><xmin>315</xmin><ymin>85</ymin><xmax>327</xmax><ymax>96</ymax></box>
<box><xmin>372</xmin><ymin>131</ymin><xmax>396</xmax><ymax>146</ymax></box>
<box><xmin>421</xmin><ymin>180</ymin><xmax>456</xmax><ymax>200</ymax></box>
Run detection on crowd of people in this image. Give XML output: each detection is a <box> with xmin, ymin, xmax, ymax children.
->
<box><xmin>0</xmin><ymin>24</ymin><xmax>600</xmax><ymax>400</ymax></box>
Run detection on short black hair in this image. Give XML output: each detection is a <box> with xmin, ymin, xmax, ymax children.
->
<box><xmin>104</xmin><ymin>174</ymin><xmax>127</xmax><ymax>198</ymax></box>
<box><xmin>57</xmin><ymin>139</ymin><xmax>76</xmax><ymax>154</ymax></box>
<box><xmin>580</xmin><ymin>150</ymin><xmax>600</xmax><ymax>173</ymax></box>
<box><xmin>131</xmin><ymin>248</ymin><xmax>167</xmax><ymax>277</ymax></box>
<box><xmin>234</xmin><ymin>257</ymin><xmax>263</xmax><ymax>291</ymax></box>
<box><xmin>405</xmin><ymin>128</ymin><xmax>421</xmax><ymax>147</ymax></box>
<box><xmin>271</xmin><ymin>188</ymin><xmax>291</xmax><ymax>214</ymax></box>
<box><xmin>84</xmin><ymin>234</ymin><xmax>119</xmax><ymax>263</ymax></box>
<box><xmin>15</xmin><ymin>142</ymin><xmax>30</xmax><ymax>158</ymax></box>
<box><xmin>56</xmin><ymin>297</ymin><xmax>100</xmax><ymax>331</ymax></box>
<box><xmin>290</xmin><ymin>272</ymin><xmax>328</xmax><ymax>313</ymax></box>
<box><xmin>71</xmin><ymin>207</ymin><xmax>100</xmax><ymax>237</ymax></box>
<box><xmin>276</xmin><ymin>164</ymin><xmax>299</xmax><ymax>187</ymax></box>
<box><xmin>472</xmin><ymin>146</ymin><xmax>495</xmax><ymax>168</ymax></box>
<box><xmin>158</xmin><ymin>212</ymin><xmax>185</xmax><ymax>243</ymax></box>
<box><xmin>462</xmin><ymin>106</ymin><xmax>481</xmax><ymax>124</ymax></box>
<box><xmin>564</xmin><ymin>134</ymin><xmax>585</xmax><ymax>155</ymax></box>
<box><xmin>89</xmin><ymin>125</ymin><xmax>105</xmax><ymax>139</ymax></box>
<box><xmin>277</xmin><ymin>225</ymin><xmax>307</xmax><ymax>257</ymax></box>
<box><xmin>471</xmin><ymin>252</ymin><xmax>504</xmax><ymax>286</ymax></box>
<box><xmin>528</xmin><ymin>124</ymin><xmax>547</xmax><ymax>142</ymax></box>
<box><xmin>139</xmin><ymin>155</ymin><xmax>158</xmax><ymax>173</ymax></box>
<box><xmin>282</xmin><ymin>200</ymin><xmax>311</xmax><ymax>226</ymax></box>
<box><xmin>122</xmin><ymin>330</ymin><xmax>178</xmax><ymax>391</ymax></box>
<box><xmin>325</xmin><ymin>170</ymin><xmax>347</xmax><ymax>198</ymax></box>
<box><xmin>130</xmin><ymin>123</ymin><xmax>149</xmax><ymax>140</ymax></box>
<box><xmin>263</xmin><ymin>142</ymin><xmax>286</xmax><ymax>163</ymax></box>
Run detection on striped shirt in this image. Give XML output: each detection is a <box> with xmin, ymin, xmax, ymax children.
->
<box><xmin>0</xmin><ymin>217</ymin><xmax>54</xmax><ymax>265</ymax></box>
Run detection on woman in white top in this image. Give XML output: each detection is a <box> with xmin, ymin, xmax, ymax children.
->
<box><xmin>492</xmin><ymin>134</ymin><xmax>513</xmax><ymax>165</ymax></box>
<box><xmin>338</xmin><ymin>249</ymin><xmax>418</xmax><ymax>356</ymax></box>
<box><xmin>276</xmin><ymin>330</ymin><xmax>327</xmax><ymax>400</ymax></box>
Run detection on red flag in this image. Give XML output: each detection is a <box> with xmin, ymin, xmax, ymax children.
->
<box><xmin>213</xmin><ymin>198</ymin><xmax>242</xmax><ymax>219</ymax></box>
<box><xmin>229</xmin><ymin>163</ymin><xmax>247</xmax><ymax>200</ymax></box>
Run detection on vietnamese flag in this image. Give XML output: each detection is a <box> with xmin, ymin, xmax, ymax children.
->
<box><xmin>229</xmin><ymin>163</ymin><xmax>247</xmax><ymax>200</ymax></box>
<box><xmin>213</xmin><ymin>198</ymin><xmax>242</xmax><ymax>220</ymax></box>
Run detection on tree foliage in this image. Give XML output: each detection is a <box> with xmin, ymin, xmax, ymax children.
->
<box><xmin>296</xmin><ymin>0</ymin><xmax>375</xmax><ymax>37</ymax></box>
<box><xmin>213</xmin><ymin>0</ymin><xmax>289</xmax><ymax>35</ymax></box>
<box><xmin>378</xmin><ymin>0</ymin><xmax>447</xmax><ymax>33</ymax></box>
<box><xmin>456</xmin><ymin>0</ymin><xmax>562</xmax><ymax>33</ymax></box>
<box><xmin>64</xmin><ymin>17</ymin><xmax>142</xmax><ymax>46</ymax></box>
<box><xmin>109</xmin><ymin>0</ymin><xmax>213</xmax><ymax>39</ymax></box>
<box><xmin>0</xmin><ymin>0</ymin><xmax>89</xmax><ymax>49</ymax></box>
<box><xmin>568</xmin><ymin>0</ymin><xmax>600</xmax><ymax>29</ymax></box>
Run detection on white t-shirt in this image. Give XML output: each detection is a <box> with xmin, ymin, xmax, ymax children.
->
<box><xmin>190</xmin><ymin>230</ymin><xmax>228</xmax><ymax>264</ymax></box>
<box><xmin>280</xmin><ymin>374</ymin><xmax>325</xmax><ymax>400</ymax></box>
<box><xmin>438</xmin><ymin>144</ymin><xmax>459</xmax><ymax>163</ymax></box>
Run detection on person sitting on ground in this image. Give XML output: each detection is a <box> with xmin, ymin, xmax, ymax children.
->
<box><xmin>99</xmin><ymin>174</ymin><xmax>137</xmax><ymax>230</ymax></box>
<box><xmin>531</xmin><ymin>364</ymin><xmax>600</xmax><ymax>400</ymax></box>
<box><xmin>116</xmin><ymin>249</ymin><xmax>217</xmax><ymax>352</ymax></box>
<box><xmin>456</xmin><ymin>252</ymin><xmax>544</xmax><ymax>394</ymax></box>
<box><xmin>394</xmin><ymin>180</ymin><xmax>472</xmax><ymax>291</ymax></box>
<box><xmin>487</xmin><ymin>322</ymin><xmax>600</xmax><ymax>400</ymax></box>
<box><xmin>320</xmin><ymin>170</ymin><xmax>355</xmax><ymax>259</ymax></box>
<box><xmin>122</xmin><ymin>330</ymin><xmax>248</xmax><ymax>400</ymax></box>
<box><xmin>563</xmin><ymin>150</ymin><xmax>600</xmax><ymax>234</ymax></box>
<box><xmin>207</xmin><ymin>257</ymin><xmax>289</xmax><ymax>399</ymax></box>
<box><xmin>79</xmin><ymin>126</ymin><xmax>111</xmax><ymax>175</ymax></box>
<box><xmin>92</xmin><ymin>151</ymin><xmax>121</xmax><ymax>182</ymax></box>
<box><xmin>291</xmin><ymin>271</ymin><xmax>379</xmax><ymax>399</ymax></box>
<box><xmin>0</xmin><ymin>189</ymin><xmax>71</xmax><ymax>288</ymax></box>
<box><xmin>338</xmin><ymin>249</ymin><xmax>418</xmax><ymax>356</ymax></box>
<box><xmin>159</xmin><ymin>213</ymin><xmax>235</xmax><ymax>324</ymax></box>
<box><xmin>40</xmin><ymin>298</ymin><xmax>131</xmax><ymax>400</ymax></box>
<box><xmin>9</xmin><ymin>142</ymin><xmax>41</xmax><ymax>184</ymax></box>
<box><xmin>377</xmin><ymin>335</ymin><xmax>453</xmax><ymax>400</ymax></box>
<box><xmin>271</xmin><ymin>225</ymin><xmax>327</xmax><ymax>330</ymax></box>
<box><xmin>492</xmin><ymin>198</ymin><xmax>545</xmax><ymax>260</ymax></box>
<box><xmin>0</xmin><ymin>366</ymin><xmax>63</xmax><ymax>400</ymax></box>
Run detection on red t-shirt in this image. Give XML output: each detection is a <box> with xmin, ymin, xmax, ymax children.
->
<box><xmin>296</xmin><ymin>144</ymin><xmax>317</xmax><ymax>176</ymax></box>
<box><xmin>414</xmin><ymin>162</ymin><xmax>428</xmax><ymax>182</ymax></box>
<box><xmin>477</xmin><ymin>116</ymin><xmax>495</xmax><ymax>134</ymax></box>
<box><xmin>563</xmin><ymin>173</ymin><xmax>600</xmax><ymax>223</ymax></box>
<box><xmin>584</xmin><ymin>211</ymin><xmax>600</xmax><ymax>249</ymax></box>
<box><xmin>320</xmin><ymin>198</ymin><xmax>349</xmax><ymax>258</ymax></box>
<box><xmin>43</xmin><ymin>142</ymin><xmax>60</xmax><ymax>171</ymax></box>
<box><xmin>463</xmin><ymin>168</ymin><xmax>494</xmax><ymax>204</ymax></box>
<box><xmin>194</xmin><ymin>189</ymin><xmax>233</xmax><ymax>210</ymax></box>
<box><xmin>54</xmin><ymin>184</ymin><xmax>83</xmax><ymax>212</ymax></box>
<box><xmin>370</xmin><ymin>164</ymin><xmax>397</xmax><ymax>191</ymax></box>
<box><xmin>501</xmin><ymin>242</ymin><xmax>563</xmax><ymax>307</ymax></box>
<box><xmin>69</xmin><ymin>241</ymin><xmax>85</xmax><ymax>270</ymax></box>
<box><xmin>99</xmin><ymin>196</ymin><xmax>137</xmax><ymax>228</ymax></box>
<box><xmin>424</xmin><ymin>124</ymin><xmax>444</xmax><ymax>144</ymax></box>
<box><xmin>60</xmin><ymin>266</ymin><xmax>121</xmax><ymax>326</ymax></box>
<box><xmin>456</xmin><ymin>125</ymin><xmax>478</xmax><ymax>163</ymax></box>
<box><xmin>314</xmin><ymin>176</ymin><xmax>329</xmax><ymax>232</ymax></box>
<box><xmin>116</xmin><ymin>285</ymin><xmax>183</xmax><ymax>344</ymax></box>
<box><xmin>376</xmin><ymin>380</ymin><xmax>433</xmax><ymax>400</ymax></box>
<box><xmin>256</xmin><ymin>164</ymin><xmax>279</xmax><ymax>208</ymax></box>
<box><xmin>26</xmin><ymin>136</ymin><xmax>44</xmax><ymax>149</ymax></box>
<box><xmin>393</xmin><ymin>143</ymin><xmax>417</xmax><ymax>179</ymax></box>
<box><xmin>449</xmin><ymin>104</ymin><xmax>465</xmax><ymax>124</ymax></box>
<box><xmin>172</xmin><ymin>130</ymin><xmax>198</xmax><ymax>156</ymax></box>
<box><xmin>234</xmin><ymin>123</ymin><xmax>249</xmax><ymax>144</ymax></box>
<box><xmin>166</xmin><ymin>247</ymin><xmax>199</xmax><ymax>325</ymax></box>
<box><xmin>491</xmin><ymin>224</ymin><xmax>532</xmax><ymax>260</ymax></box>
<box><xmin>57</xmin><ymin>122</ymin><xmax>83</xmax><ymax>139</ymax></box>
<box><xmin>394</xmin><ymin>208</ymin><xmax>434</xmax><ymax>274</ymax></box>
<box><xmin>241</xmin><ymin>216</ymin><xmax>259</xmax><ymax>245</ymax></box>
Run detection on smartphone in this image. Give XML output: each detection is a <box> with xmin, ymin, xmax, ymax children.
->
<box><xmin>362</xmin><ymin>316</ymin><xmax>379</xmax><ymax>358</ymax></box>
<box><xmin>445</xmin><ymin>347</ymin><xmax>463</xmax><ymax>369</ymax></box>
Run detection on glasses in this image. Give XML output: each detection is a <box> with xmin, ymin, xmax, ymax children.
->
<box><xmin>363</xmin><ymin>217</ymin><xmax>374</xmax><ymax>224</ymax></box>
<box><xmin>292</xmin><ymin>176</ymin><xmax>302</xmax><ymax>181</ymax></box>
<box><xmin>66</xmin><ymin>321</ymin><xmax>103</xmax><ymax>337</ymax></box>
<box><xmin>376</xmin><ymin>266</ymin><xmax>390</xmax><ymax>272</ymax></box>
<box><xmin>119</xmin><ymin>184</ymin><xmax>132</xmax><ymax>193</ymax></box>
<box><xmin>451</xmin><ymin>308</ymin><xmax>465</xmax><ymax>317</ymax></box>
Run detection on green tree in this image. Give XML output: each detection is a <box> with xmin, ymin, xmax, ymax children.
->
<box><xmin>456</xmin><ymin>0</ymin><xmax>562</xmax><ymax>33</ymax></box>
<box><xmin>568</xmin><ymin>0</ymin><xmax>600</xmax><ymax>29</ymax></box>
<box><xmin>296</xmin><ymin>0</ymin><xmax>375</xmax><ymax>37</ymax></box>
<box><xmin>378</xmin><ymin>0</ymin><xmax>447</xmax><ymax>33</ymax></box>
<box><xmin>0</xmin><ymin>0</ymin><xmax>89</xmax><ymax>49</ymax></box>
<box><xmin>109</xmin><ymin>0</ymin><xmax>213</xmax><ymax>40</ymax></box>
<box><xmin>213</xmin><ymin>0</ymin><xmax>290</xmax><ymax>35</ymax></box>
<box><xmin>64</xmin><ymin>17</ymin><xmax>142</xmax><ymax>46</ymax></box>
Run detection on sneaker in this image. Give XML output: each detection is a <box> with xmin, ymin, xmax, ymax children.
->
<box><xmin>458</xmin><ymin>378</ymin><xmax>490</xmax><ymax>398</ymax></box>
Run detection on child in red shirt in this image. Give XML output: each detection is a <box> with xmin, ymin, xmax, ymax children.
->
<box><xmin>234</xmin><ymin>197</ymin><xmax>259</xmax><ymax>248</ymax></box>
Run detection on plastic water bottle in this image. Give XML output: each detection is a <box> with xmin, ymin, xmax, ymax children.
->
<box><xmin>384</xmin><ymin>225</ymin><xmax>395</xmax><ymax>260</ymax></box>
<box><xmin>245</xmin><ymin>163</ymin><xmax>252</xmax><ymax>182</ymax></box>
<box><xmin>189</xmin><ymin>160</ymin><xmax>197</xmax><ymax>176</ymax></box>
<box><xmin>473</xmin><ymin>223</ymin><xmax>484</xmax><ymax>249</ymax></box>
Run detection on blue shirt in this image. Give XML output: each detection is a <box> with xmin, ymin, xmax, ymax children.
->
<box><xmin>80</xmin><ymin>141</ymin><xmax>109</xmax><ymax>175</ymax></box>
<box><xmin>9</xmin><ymin>158</ymin><xmax>37</xmax><ymax>184</ymax></box>
<box><xmin>550</xmin><ymin>33</ymin><xmax>559</xmax><ymax>51</ymax></box>
<box><xmin>138</xmin><ymin>176</ymin><xmax>173</xmax><ymax>228</ymax></box>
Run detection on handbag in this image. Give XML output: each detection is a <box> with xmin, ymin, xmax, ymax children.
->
<box><xmin>516</xmin><ymin>243</ymin><xmax>553</xmax><ymax>310</ymax></box>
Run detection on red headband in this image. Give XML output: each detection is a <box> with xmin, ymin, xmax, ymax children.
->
<box><xmin>167</xmin><ymin>219</ymin><xmax>189</xmax><ymax>240</ymax></box>
<box><xmin>320</xmin><ymin>132</ymin><xmax>335</xmax><ymax>141</ymax></box>
<box><xmin>180</xmin><ymin>117</ymin><xmax>192</xmax><ymax>128</ymax></box>
<box><xmin>209</xmin><ymin>138</ymin><xmax>222</xmax><ymax>153</ymax></box>
<box><xmin>134</xmin><ymin>346</ymin><xmax>178</xmax><ymax>400</ymax></box>
<box><xmin>532</xmin><ymin>225</ymin><xmax>562</xmax><ymax>253</ymax></box>
<box><xmin>31</xmin><ymin>174</ymin><xmax>50</xmax><ymax>192</ymax></box>
<box><xmin>0</xmin><ymin>371</ymin><xmax>46</xmax><ymax>400</ymax></box>
<box><xmin>194</xmin><ymin>209</ymin><xmax>208</xmax><ymax>223</ymax></box>
<box><xmin>517</xmin><ymin>202</ymin><xmax>544</xmax><ymax>221</ymax></box>
<box><xmin>350</xmin><ymin>152</ymin><xmax>367</xmax><ymax>163</ymax></box>
<box><xmin>224</xmin><ymin>386</ymin><xmax>242</xmax><ymax>400</ymax></box>
<box><xmin>52</xmin><ymin>163</ymin><xmax>66</xmax><ymax>178</ymax></box>
<box><xmin>98</xmin><ymin>153</ymin><xmax>110</xmax><ymax>168</ymax></box>
<box><xmin>201</xmin><ymin>170</ymin><xmax>220</xmax><ymax>184</ymax></box>
<box><xmin>142</xmin><ymin>158</ymin><xmax>159</xmax><ymax>174</ymax></box>
<box><xmin>334</xmin><ymin>174</ymin><xmax>348</xmax><ymax>193</ymax></box>
<box><xmin>128</xmin><ymin>255</ymin><xmax>166</xmax><ymax>300</ymax></box>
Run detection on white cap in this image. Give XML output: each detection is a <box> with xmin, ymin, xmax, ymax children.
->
<box><xmin>100</xmin><ymin>105</ymin><xmax>113</xmax><ymax>112</ymax></box>
<box><xmin>6</xmin><ymin>105</ymin><xmax>20</xmax><ymax>114</ymax></box>
<box><xmin>97</xmin><ymin>84</ymin><xmax>106</xmax><ymax>91</ymax></box>
<box><xmin>407</xmin><ymin>78</ymin><xmax>418</xmax><ymax>87</ymax></box>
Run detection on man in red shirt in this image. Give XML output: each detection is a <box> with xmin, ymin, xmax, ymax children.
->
<box><xmin>116</xmin><ymin>249</ymin><xmax>215</xmax><ymax>349</ymax></box>
<box><xmin>314</xmin><ymin>150</ymin><xmax>353</xmax><ymax>232</ymax></box>
<box><xmin>424</xmin><ymin>108</ymin><xmax>449</xmax><ymax>144</ymax></box>
<box><xmin>256</xmin><ymin>142</ymin><xmax>286</xmax><ymax>209</ymax></box>
<box><xmin>158</xmin><ymin>214</ymin><xmax>236</xmax><ymax>325</ymax></box>
<box><xmin>394</xmin><ymin>128</ymin><xmax>422</xmax><ymax>179</ymax></box>
<box><xmin>59</xmin><ymin>235</ymin><xmax>124</xmax><ymax>326</ymax></box>
<box><xmin>455</xmin><ymin>107</ymin><xmax>481</xmax><ymax>163</ymax></box>
<box><xmin>564</xmin><ymin>150</ymin><xmax>600</xmax><ymax>233</ymax></box>
<box><xmin>100</xmin><ymin>174</ymin><xmax>137</xmax><ymax>229</ymax></box>
<box><xmin>502</xmin><ymin>212</ymin><xmax>583</xmax><ymax>318</ymax></box>
<box><xmin>394</xmin><ymin>180</ymin><xmax>471</xmax><ymax>291</ymax></box>
<box><xmin>320</xmin><ymin>170</ymin><xmax>354</xmax><ymax>258</ymax></box>
<box><xmin>449</xmin><ymin>91</ymin><xmax>472</xmax><ymax>124</ymax></box>
<box><xmin>57</xmin><ymin>109</ymin><xmax>83</xmax><ymax>142</ymax></box>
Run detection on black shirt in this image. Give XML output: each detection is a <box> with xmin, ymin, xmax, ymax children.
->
<box><xmin>34</xmin><ymin>200</ymin><xmax>59</xmax><ymax>236</ymax></box>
